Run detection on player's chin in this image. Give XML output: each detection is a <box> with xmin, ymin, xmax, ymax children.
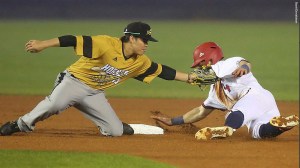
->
<box><xmin>139</xmin><ymin>49</ymin><xmax>146</xmax><ymax>55</ymax></box>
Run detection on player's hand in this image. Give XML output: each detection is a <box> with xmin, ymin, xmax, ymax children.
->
<box><xmin>151</xmin><ymin>115</ymin><xmax>173</xmax><ymax>126</ymax></box>
<box><xmin>25</xmin><ymin>40</ymin><xmax>45</xmax><ymax>53</ymax></box>
<box><xmin>232</xmin><ymin>67</ymin><xmax>248</xmax><ymax>78</ymax></box>
<box><xmin>187</xmin><ymin>73</ymin><xmax>197</xmax><ymax>83</ymax></box>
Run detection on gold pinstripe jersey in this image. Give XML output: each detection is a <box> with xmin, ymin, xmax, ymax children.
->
<box><xmin>67</xmin><ymin>35</ymin><xmax>162</xmax><ymax>90</ymax></box>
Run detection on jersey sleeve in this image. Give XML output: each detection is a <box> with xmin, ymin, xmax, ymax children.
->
<box><xmin>211</xmin><ymin>57</ymin><xmax>246</xmax><ymax>78</ymax></box>
<box><xmin>134</xmin><ymin>56</ymin><xmax>163</xmax><ymax>83</ymax></box>
<box><xmin>74</xmin><ymin>35</ymin><xmax>107</xmax><ymax>58</ymax></box>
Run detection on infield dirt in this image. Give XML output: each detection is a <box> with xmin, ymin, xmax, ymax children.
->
<box><xmin>0</xmin><ymin>95</ymin><xmax>299</xmax><ymax>168</ymax></box>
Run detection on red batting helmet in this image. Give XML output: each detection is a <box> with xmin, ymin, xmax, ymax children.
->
<box><xmin>191</xmin><ymin>42</ymin><xmax>224</xmax><ymax>68</ymax></box>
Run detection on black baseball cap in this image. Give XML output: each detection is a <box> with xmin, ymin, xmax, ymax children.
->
<box><xmin>124</xmin><ymin>22</ymin><xmax>158</xmax><ymax>42</ymax></box>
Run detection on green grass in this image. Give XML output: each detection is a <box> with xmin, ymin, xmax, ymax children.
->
<box><xmin>0</xmin><ymin>150</ymin><xmax>174</xmax><ymax>168</ymax></box>
<box><xmin>0</xmin><ymin>20</ymin><xmax>298</xmax><ymax>100</ymax></box>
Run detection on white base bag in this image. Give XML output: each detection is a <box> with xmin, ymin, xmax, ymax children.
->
<box><xmin>129</xmin><ymin>124</ymin><xmax>164</xmax><ymax>135</ymax></box>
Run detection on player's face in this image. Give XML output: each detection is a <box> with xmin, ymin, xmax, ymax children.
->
<box><xmin>196</xmin><ymin>61</ymin><xmax>212</xmax><ymax>69</ymax></box>
<box><xmin>132</xmin><ymin>37</ymin><xmax>148</xmax><ymax>55</ymax></box>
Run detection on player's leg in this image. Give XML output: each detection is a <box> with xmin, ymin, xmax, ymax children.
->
<box><xmin>227</xmin><ymin>90</ymin><xmax>276</xmax><ymax>138</ymax></box>
<box><xmin>249</xmin><ymin>110</ymin><xmax>280</xmax><ymax>139</ymax></box>
<box><xmin>195</xmin><ymin>109</ymin><xmax>244</xmax><ymax>140</ymax></box>
<box><xmin>224</xmin><ymin>110</ymin><xmax>244</xmax><ymax>129</ymax></box>
<box><xmin>251</xmin><ymin>112</ymin><xmax>299</xmax><ymax>139</ymax></box>
<box><xmin>196</xmin><ymin>90</ymin><xmax>273</xmax><ymax>140</ymax></box>
<box><xmin>248</xmin><ymin>113</ymin><xmax>299</xmax><ymax>139</ymax></box>
<box><xmin>247</xmin><ymin>90</ymin><xmax>299</xmax><ymax>139</ymax></box>
<box><xmin>0</xmin><ymin>71</ymin><xmax>86</xmax><ymax>135</ymax></box>
<box><xmin>74</xmin><ymin>91</ymin><xmax>133</xmax><ymax>137</ymax></box>
<box><xmin>258</xmin><ymin>116</ymin><xmax>299</xmax><ymax>138</ymax></box>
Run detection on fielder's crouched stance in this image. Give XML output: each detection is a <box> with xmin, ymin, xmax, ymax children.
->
<box><xmin>152</xmin><ymin>42</ymin><xmax>299</xmax><ymax>140</ymax></box>
<box><xmin>0</xmin><ymin>22</ymin><xmax>192</xmax><ymax>136</ymax></box>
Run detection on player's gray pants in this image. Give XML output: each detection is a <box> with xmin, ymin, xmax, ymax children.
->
<box><xmin>17</xmin><ymin>70</ymin><xmax>123</xmax><ymax>136</ymax></box>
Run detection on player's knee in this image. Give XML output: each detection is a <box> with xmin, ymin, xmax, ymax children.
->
<box><xmin>111</xmin><ymin>127</ymin><xmax>123</xmax><ymax>136</ymax></box>
<box><xmin>225</xmin><ymin>111</ymin><xmax>244</xmax><ymax>129</ymax></box>
<box><xmin>98</xmin><ymin>124</ymin><xmax>123</xmax><ymax>137</ymax></box>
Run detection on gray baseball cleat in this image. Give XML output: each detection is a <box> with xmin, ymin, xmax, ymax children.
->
<box><xmin>122</xmin><ymin>122</ymin><xmax>134</xmax><ymax>135</ymax></box>
<box><xmin>195</xmin><ymin>126</ymin><xmax>234</xmax><ymax>140</ymax></box>
<box><xmin>0</xmin><ymin>121</ymin><xmax>21</xmax><ymax>136</ymax></box>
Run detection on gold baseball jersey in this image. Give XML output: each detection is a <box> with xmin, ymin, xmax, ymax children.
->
<box><xmin>67</xmin><ymin>35</ymin><xmax>162</xmax><ymax>90</ymax></box>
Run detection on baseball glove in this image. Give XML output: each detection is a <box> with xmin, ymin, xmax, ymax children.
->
<box><xmin>189</xmin><ymin>66</ymin><xmax>219</xmax><ymax>89</ymax></box>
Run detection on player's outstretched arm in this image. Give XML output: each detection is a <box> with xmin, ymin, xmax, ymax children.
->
<box><xmin>174</xmin><ymin>71</ymin><xmax>189</xmax><ymax>82</ymax></box>
<box><xmin>157</xmin><ymin>65</ymin><xmax>198</xmax><ymax>84</ymax></box>
<box><xmin>151</xmin><ymin>115</ymin><xmax>173</xmax><ymax>126</ymax></box>
<box><xmin>182</xmin><ymin>105</ymin><xmax>214</xmax><ymax>123</ymax></box>
<box><xmin>25</xmin><ymin>35</ymin><xmax>77</xmax><ymax>53</ymax></box>
<box><xmin>174</xmin><ymin>71</ymin><xmax>197</xmax><ymax>83</ymax></box>
<box><xmin>151</xmin><ymin>105</ymin><xmax>214</xmax><ymax>126</ymax></box>
<box><xmin>25</xmin><ymin>38</ymin><xmax>60</xmax><ymax>53</ymax></box>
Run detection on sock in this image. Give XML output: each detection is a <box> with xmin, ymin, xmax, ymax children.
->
<box><xmin>225</xmin><ymin>111</ymin><xmax>244</xmax><ymax>129</ymax></box>
<box><xmin>259</xmin><ymin>123</ymin><xmax>284</xmax><ymax>138</ymax></box>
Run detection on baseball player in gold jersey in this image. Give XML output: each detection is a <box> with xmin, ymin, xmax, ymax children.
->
<box><xmin>0</xmin><ymin>22</ymin><xmax>192</xmax><ymax>136</ymax></box>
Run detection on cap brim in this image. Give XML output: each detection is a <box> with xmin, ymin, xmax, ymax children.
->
<box><xmin>148</xmin><ymin>36</ymin><xmax>158</xmax><ymax>42</ymax></box>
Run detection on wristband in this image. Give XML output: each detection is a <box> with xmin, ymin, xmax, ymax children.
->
<box><xmin>241</xmin><ymin>64</ymin><xmax>250</xmax><ymax>73</ymax></box>
<box><xmin>171</xmin><ymin>116</ymin><xmax>184</xmax><ymax>125</ymax></box>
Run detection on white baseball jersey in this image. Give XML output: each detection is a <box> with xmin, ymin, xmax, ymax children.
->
<box><xmin>203</xmin><ymin>57</ymin><xmax>262</xmax><ymax>110</ymax></box>
<box><xmin>203</xmin><ymin>57</ymin><xmax>280</xmax><ymax>138</ymax></box>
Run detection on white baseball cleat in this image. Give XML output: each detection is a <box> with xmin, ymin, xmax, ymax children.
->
<box><xmin>195</xmin><ymin>126</ymin><xmax>234</xmax><ymax>140</ymax></box>
<box><xmin>269</xmin><ymin>115</ymin><xmax>299</xmax><ymax>130</ymax></box>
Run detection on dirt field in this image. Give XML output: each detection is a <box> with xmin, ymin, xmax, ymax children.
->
<box><xmin>0</xmin><ymin>95</ymin><xmax>299</xmax><ymax>168</ymax></box>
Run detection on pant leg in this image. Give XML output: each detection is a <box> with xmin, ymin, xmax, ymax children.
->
<box><xmin>231</xmin><ymin>89</ymin><xmax>280</xmax><ymax>139</ymax></box>
<box><xmin>74</xmin><ymin>92</ymin><xmax>123</xmax><ymax>137</ymax></box>
<box><xmin>250</xmin><ymin>100</ymin><xmax>280</xmax><ymax>139</ymax></box>
<box><xmin>18</xmin><ymin>71</ymin><xmax>88</xmax><ymax>132</ymax></box>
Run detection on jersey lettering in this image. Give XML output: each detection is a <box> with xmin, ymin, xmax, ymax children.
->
<box><xmin>90</xmin><ymin>64</ymin><xmax>129</xmax><ymax>86</ymax></box>
<box><xmin>224</xmin><ymin>84</ymin><xmax>231</xmax><ymax>92</ymax></box>
<box><xmin>100</xmin><ymin>64</ymin><xmax>129</xmax><ymax>77</ymax></box>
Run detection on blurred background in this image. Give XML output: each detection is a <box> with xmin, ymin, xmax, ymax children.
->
<box><xmin>0</xmin><ymin>0</ymin><xmax>296</xmax><ymax>21</ymax></box>
<box><xmin>0</xmin><ymin>0</ymin><xmax>298</xmax><ymax>100</ymax></box>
